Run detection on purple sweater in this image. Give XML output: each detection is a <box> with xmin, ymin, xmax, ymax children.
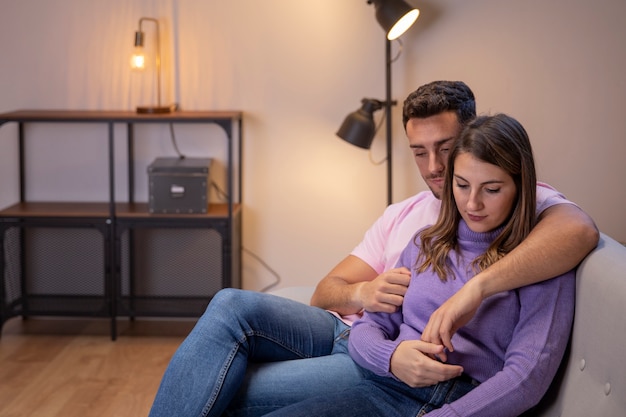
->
<box><xmin>348</xmin><ymin>221</ymin><xmax>575</xmax><ymax>417</ymax></box>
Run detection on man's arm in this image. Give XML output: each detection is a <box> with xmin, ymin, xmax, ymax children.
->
<box><xmin>310</xmin><ymin>255</ymin><xmax>411</xmax><ymax>316</ymax></box>
<box><xmin>422</xmin><ymin>203</ymin><xmax>599</xmax><ymax>351</ymax></box>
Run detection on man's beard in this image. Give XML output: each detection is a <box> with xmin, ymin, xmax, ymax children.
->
<box><xmin>426</xmin><ymin>176</ymin><xmax>444</xmax><ymax>199</ymax></box>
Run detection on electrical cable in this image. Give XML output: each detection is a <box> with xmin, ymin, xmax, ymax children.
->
<box><xmin>390</xmin><ymin>38</ymin><xmax>403</xmax><ymax>63</ymax></box>
<box><xmin>207</xmin><ymin>182</ymin><xmax>279</xmax><ymax>292</ymax></box>
<box><xmin>166</xmin><ymin>121</ymin><xmax>279</xmax><ymax>292</ymax></box>
<box><xmin>243</xmin><ymin>247</ymin><xmax>282</xmax><ymax>292</ymax></box>
<box><xmin>169</xmin><ymin>123</ymin><xmax>186</xmax><ymax>159</ymax></box>
<box><xmin>210</xmin><ymin>181</ymin><xmax>229</xmax><ymax>201</ymax></box>
<box><xmin>369</xmin><ymin>106</ymin><xmax>388</xmax><ymax>166</ymax></box>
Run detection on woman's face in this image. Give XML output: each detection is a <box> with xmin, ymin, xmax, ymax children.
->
<box><xmin>452</xmin><ymin>152</ymin><xmax>517</xmax><ymax>233</ymax></box>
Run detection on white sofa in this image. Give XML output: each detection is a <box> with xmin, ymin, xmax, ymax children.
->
<box><xmin>529</xmin><ymin>233</ymin><xmax>626</xmax><ymax>416</ymax></box>
<box><xmin>272</xmin><ymin>233</ymin><xmax>626</xmax><ymax>416</ymax></box>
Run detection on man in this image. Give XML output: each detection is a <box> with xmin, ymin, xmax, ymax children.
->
<box><xmin>148</xmin><ymin>81</ymin><xmax>598</xmax><ymax>417</ymax></box>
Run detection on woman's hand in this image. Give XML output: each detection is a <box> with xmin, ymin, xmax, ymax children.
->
<box><xmin>390</xmin><ymin>340</ymin><xmax>464</xmax><ymax>387</ymax></box>
<box><xmin>421</xmin><ymin>281</ymin><xmax>483</xmax><ymax>353</ymax></box>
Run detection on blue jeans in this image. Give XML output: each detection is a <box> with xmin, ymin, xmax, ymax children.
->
<box><xmin>263</xmin><ymin>368</ymin><xmax>479</xmax><ymax>417</ymax></box>
<box><xmin>148</xmin><ymin>288</ymin><xmax>364</xmax><ymax>417</ymax></box>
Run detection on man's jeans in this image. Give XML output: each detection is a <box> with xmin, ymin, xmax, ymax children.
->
<box><xmin>148</xmin><ymin>288</ymin><xmax>364</xmax><ymax>417</ymax></box>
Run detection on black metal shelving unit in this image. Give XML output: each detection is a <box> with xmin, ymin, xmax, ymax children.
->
<box><xmin>0</xmin><ymin>110</ymin><xmax>243</xmax><ymax>340</ymax></box>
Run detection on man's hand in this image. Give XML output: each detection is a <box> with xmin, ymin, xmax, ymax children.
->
<box><xmin>357</xmin><ymin>267</ymin><xmax>411</xmax><ymax>313</ymax></box>
<box><xmin>390</xmin><ymin>340</ymin><xmax>464</xmax><ymax>387</ymax></box>
<box><xmin>421</xmin><ymin>281</ymin><xmax>482</xmax><ymax>353</ymax></box>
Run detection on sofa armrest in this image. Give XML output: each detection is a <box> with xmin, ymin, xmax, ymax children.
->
<box><xmin>532</xmin><ymin>233</ymin><xmax>626</xmax><ymax>416</ymax></box>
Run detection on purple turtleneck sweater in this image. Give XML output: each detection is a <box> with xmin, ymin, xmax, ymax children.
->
<box><xmin>348</xmin><ymin>221</ymin><xmax>575</xmax><ymax>417</ymax></box>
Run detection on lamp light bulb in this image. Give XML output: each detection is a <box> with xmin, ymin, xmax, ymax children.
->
<box><xmin>387</xmin><ymin>9</ymin><xmax>419</xmax><ymax>40</ymax></box>
<box><xmin>131</xmin><ymin>48</ymin><xmax>146</xmax><ymax>70</ymax></box>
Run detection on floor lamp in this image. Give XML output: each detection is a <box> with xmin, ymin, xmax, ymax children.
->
<box><xmin>336</xmin><ymin>0</ymin><xmax>419</xmax><ymax>206</ymax></box>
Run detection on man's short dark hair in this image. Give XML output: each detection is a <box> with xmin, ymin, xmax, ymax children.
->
<box><xmin>402</xmin><ymin>81</ymin><xmax>476</xmax><ymax>128</ymax></box>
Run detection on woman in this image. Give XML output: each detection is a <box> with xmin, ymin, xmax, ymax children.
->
<box><xmin>264</xmin><ymin>114</ymin><xmax>576</xmax><ymax>417</ymax></box>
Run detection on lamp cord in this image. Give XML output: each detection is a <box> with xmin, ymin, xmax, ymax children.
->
<box><xmin>169</xmin><ymin>123</ymin><xmax>186</xmax><ymax>159</ymax></box>
<box><xmin>164</xmin><ymin>125</ymin><xmax>280</xmax><ymax>292</ymax></box>
<box><xmin>208</xmin><ymin>180</ymin><xmax>280</xmax><ymax>292</ymax></box>
<box><xmin>390</xmin><ymin>38</ymin><xmax>403</xmax><ymax>63</ymax></box>
<box><xmin>369</xmin><ymin>110</ymin><xmax>387</xmax><ymax>166</ymax></box>
<box><xmin>246</xmin><ymin>248</ymin><xmax>282</xmax><ymax>293</ymax></box>
<box><xmin>211</xmin><ymin>181</ymin><xmax>228</xmax><ymax>201</ymax></box>
<box><xmin>173</xmin><ymin>157</ymin><xmax>280</xmax><ymax>292</ymax></box>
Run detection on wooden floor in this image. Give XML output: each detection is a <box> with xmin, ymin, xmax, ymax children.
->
<box><xmin>0</xmin><ymin>316</ymin><xmax>195</xmax><ymax>417</ymax></box>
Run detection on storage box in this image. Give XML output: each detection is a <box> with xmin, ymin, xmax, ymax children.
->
<box><xmin>148</xmin><ymin>157</ymin><xmax>212</xmax><ymax>214</ymax></box>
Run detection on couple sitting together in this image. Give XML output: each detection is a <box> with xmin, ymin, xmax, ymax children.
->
<box><xmin>149</xmin><ymin>81</ymin><xmax>599</xmax><ymax>417</ymax></box>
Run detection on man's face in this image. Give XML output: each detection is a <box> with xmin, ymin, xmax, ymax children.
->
<box><xmin>405</xmin><ymin>111</ymin><xmax>461</xmax><ymax>199</ymax></box>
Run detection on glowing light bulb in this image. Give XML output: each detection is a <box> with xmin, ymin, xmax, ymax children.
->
<box><xmin>131</xmin><ymin>48</ymin><xmax>146</xmax><ymax>70</ymax></box>
<box><xmin>387</xmin><ymin>9</ymin><xmax>419</xmax><ymax>40</ymax></box>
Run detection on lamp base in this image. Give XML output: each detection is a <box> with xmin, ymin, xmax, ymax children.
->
<box><xmin>136</xmin><ymin>104</ymin><xmax>176</xmax><ymax>114</ymax></box>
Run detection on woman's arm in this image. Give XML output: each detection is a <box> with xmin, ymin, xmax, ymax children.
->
<box><xmin>348</xmin><ymin>309</ymin><xmax>405</xmax><ymax>376</ymax></box>
<box><xmin>422</xmin><ymin>203</ymin><xmax>597</xmax><ymax>351</ymax></box>
<box><xmin>425</xmin><ymin>269</ymin><xmax>576</xmax><ymax>417</ymax></box>
<box><xmin>348</xmin><ymin>240</ymin><xmax>464</xmax><ymax>384</ymax></box>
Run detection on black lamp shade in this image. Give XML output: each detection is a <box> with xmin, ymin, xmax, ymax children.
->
<box><xmin>370</xmin><ymin>0</ymin><xmax>419</xmax><ymax>40</ymax></box>
<box><xmin>336</xmin><ymin>99</ymin><xmax>383</xmax><ymax>149</ymax></box>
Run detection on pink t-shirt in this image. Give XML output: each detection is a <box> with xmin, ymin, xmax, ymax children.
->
<box><xmin>351</xmin><ymin>182</ymin><xmax>572</xmax><ymax>274</ymax></box>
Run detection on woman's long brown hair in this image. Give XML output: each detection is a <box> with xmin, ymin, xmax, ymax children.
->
<box><xmin>416</xmin><ymin>114</ymin><xmax>537</xmax><ymax>281</ymax></box>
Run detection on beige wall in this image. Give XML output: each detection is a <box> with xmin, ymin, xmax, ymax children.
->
<box><xmin>1</xmin><ymin>0</ymin><xmax>624</xmax><ymax>290</ymax></box>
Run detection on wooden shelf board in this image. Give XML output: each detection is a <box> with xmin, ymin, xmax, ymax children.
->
<box><xmin>0</xmin><ymin>202</ymin><xmax>110</xmax><ymax>218</ymax></box>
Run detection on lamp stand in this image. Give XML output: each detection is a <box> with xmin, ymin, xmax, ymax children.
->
<box><xmin>135</xmin><ymin>17</ymin><xmax>173</xmax><ymax>114</ymax></box>
<box><xmin>136</xmin><ymin>104</ymin><xmax>174</xmax><ymax>114</ymax></box>
<box><xmin>338</xmin><ymin>0</ymin><xmax>417</xmax><ymax>206</ymax></box>
<box><xmin>384</xmin><ymin>39</ymin><xmax>395</xmax><ymax>206</ymax></box>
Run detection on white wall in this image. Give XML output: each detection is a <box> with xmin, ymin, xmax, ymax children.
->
<box><xmin>1</xmin><ymin>0</ymin><xmax>624</xmax><ymax>291</ymax></box>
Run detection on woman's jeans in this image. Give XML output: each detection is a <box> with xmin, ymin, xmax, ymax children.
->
<box><xmin>148</xmin><ymin>288</ymin><xmax>364</xmax><ymax>417</ymax></box>
<box><xmin>263</xmin><ymin>369</ymin><xmax>478</xmax><ymax>417</ymax></box>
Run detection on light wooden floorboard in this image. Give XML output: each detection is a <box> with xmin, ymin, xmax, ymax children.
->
<box><xmin>0</xmin><ymin>317</ymin><xmax>195</xmax><ymax>417</ymax></box>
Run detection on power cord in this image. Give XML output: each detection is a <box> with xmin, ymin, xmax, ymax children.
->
<box><xmin>211</xmin><ymin>181</ymin><xmax>229</xmax><ymax>201</ymax></box>
<box><xmin>243</xmin><ymin>247</ymin><xmax>282</xmax><ymax>292</ymax></box>
<box><xmin>369</xmin><ymin>110</ymin><xmax>387</xmax><ymax>166</ymax></box>
<box><xmin>209</xmin><ymin>181</ymin><xmax>281</xmax><ymax>292</ymax></box>
<box><xmin>169</xmin><ymin>123</ymin><xmax>186</xmax><ymax>159</ymax></box>
<box><xmin>168</xmin><ymin>122</ymin><xmax>280</xmax><ymax>291</ymax></box>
